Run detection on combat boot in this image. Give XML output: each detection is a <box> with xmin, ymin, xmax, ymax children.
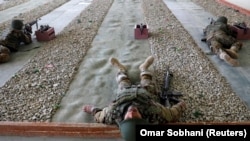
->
<box><xmin>225</xmin><ymin>42</ymin><xmax>242</xmax><ymax>59</ymax></box>
<box><xmin>139</xmin><ymin>56</ymin><xmax>154</xmax><ymax>72</ymax></box>
<box><xmin>139</xmin><ymin>56</ymin><xmax>154</xmax><ymax>86</ymax></box>
<box><xmin>110</xmin><ymin>57</ymin><xmax>127</xmax><ymax>73</ymax></box>
<box><xmin>224</xmin><ymin>49</ymin><xmax>238</xmax><ymax>59</ymax></box>
<box><xmin>219</xmin><ymin>49</ymin><xmax>239</xmax><ymax>67</ymax></box>
<box><xmin>110</xmin><ymin>57</ymin><xmax>130</xmax><ymax>85</ymax></box>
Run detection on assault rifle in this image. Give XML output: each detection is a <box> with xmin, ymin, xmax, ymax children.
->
<box><xmin>23</xmin><ymin>18</ymin><xmax>40</xmax><ymax>35</ymax></box>
<box><xmin>160</xmin><ymin>67</ymin><xmax>183</xmax><ymax>108</ymax></box>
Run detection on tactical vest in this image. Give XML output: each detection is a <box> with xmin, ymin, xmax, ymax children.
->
<box><xmin>205</xmin><ymin>22</ymin><xmax>236</xmax><ymax>49</ymax></box>
<box><xmin>105</xmin><ymin>85</ymin><xmax>160</xmax><ymax>124</ymax></box>
<box><xmin>205</xmin><ymin>22</ymin><xmax>228</xmax><ymax>36</ymax></box>
<box><xmin>4</xmin><ymin>30</ymin><xmax>24</xmax><ymax>51</ymax></box>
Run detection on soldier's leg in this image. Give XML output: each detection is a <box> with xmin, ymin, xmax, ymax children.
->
<box><xmin>224</xmin><ymin>41</ymin><xmax>242</xmax><ymax>59</ymax></box>
<box><xmin>110</xmin><ymin>57</ymin><xmax>131</xmax><ymax>90</ymax></box>
<box><xmin>210</xmin><ymin>40</ymin><xmax>239</xmax><ymax>66</ymax></box>
<box><xmin>219</xmin><ymin>48</ymin><xmax>239</xmax><ymax>66</ymax></box>
<box><xmin>139</xmin><ymin>56</ymin><xmax>156</xmax><ymax>93</ymax></box>
<box><xmin>216</xmin><ymin>33</ymin><xmax>241</xmax><ymax>59</ymax></box>
<box><xmin>230</xmin><ymin>41</ymin><xmax>242</xmax><ymax>53</ymax></box>
<box><xmin>0</xmin><ymin>46</ymin><xmax>11</xmax><ymax>63</ymax></box>
<box><xmin>215</xmin><ymin>31</ymin><xmax>238</xmax><ymax>59</ymax></box>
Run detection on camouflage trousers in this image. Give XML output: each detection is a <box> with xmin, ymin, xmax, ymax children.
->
<box><xmin>116</xmin><ymin>70</ymin><xmax>159</xmax><ymax>96</ymax></box>
<box><xmin>0</xmin><ymin>45</ymin><xmax>10</xmax><ymax>63</ymax></box>
<box><xmin>207</xmin><ymin>30</ymin><xmax>242</xmax><ymax>66</ymax></box>
<box><xmin>93</xmin><ymin>70</ymin><xmax>161</xmax><ymax>124</ymax></box>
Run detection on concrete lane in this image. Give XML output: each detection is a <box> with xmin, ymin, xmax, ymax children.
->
<box><xmin>163</xmin><ymin>0</ymin><xmax>250</xmax><ymax>108</ymax></box>
<box><xmin>0</xmin><ymin>0</ymin><xmax>51</xmax><ymax>23</ymax></box>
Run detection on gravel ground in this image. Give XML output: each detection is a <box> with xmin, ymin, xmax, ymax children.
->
<box><xmin>0</xmin><ymin>0</ymin><xmax>250</xmax><ymax>122</ymax></box>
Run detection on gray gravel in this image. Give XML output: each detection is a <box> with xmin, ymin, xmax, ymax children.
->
<box><xmin>143</xmin><ymin>0</ymin><xmax>250</xmax><ymax>122</ymax></box>
<box><xmin>0</xmin><ymin>0</ymin><xmax>250</xmax><ymax>122</ymax></box>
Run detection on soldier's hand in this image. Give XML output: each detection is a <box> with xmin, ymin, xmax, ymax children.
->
<box><xmin>82</xmin><ymin>105</ymin><xmax>95</xmax><ymax>114</ymax></box>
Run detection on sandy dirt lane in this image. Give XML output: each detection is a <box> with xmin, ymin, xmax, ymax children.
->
<box><xmin>52</xmin><ymin>0</ymin><xmax>152</xmax><ymax>123</ymax></box>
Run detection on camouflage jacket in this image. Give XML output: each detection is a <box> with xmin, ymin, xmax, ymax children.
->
<box><xmin>0</xmin><ymin>30</ymin><xmax>31</xmax><ymax>52</ymax></box>
<box><xmin>203</xmin><ymin>21</ymin><xmax>237</xmax><ymax>48</ymax></box>
<box><xmin>203</xmin><ymin>21</ymin><xmax>231</xmax><ymax>36</ymax></box>
<box><xmin>92</xmin><ymin>86</ymin><xmax>186</xmax><ymax>125</ymax></box>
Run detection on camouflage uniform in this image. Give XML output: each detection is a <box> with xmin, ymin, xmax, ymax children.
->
<box><xmin>0</xmin><ymin>45</ymin><xmax>10</xmax><ymax>63</ymax></box>
<box><xmin>202</xmin><ymin>16</ymin><xmax>242</xmax><ymax>67</ymax></box>
<box><xmin>0</xmin><ymin>19</ymin><xmax>32</xmax><ymax>63</ymax></box>
<box><xmin>0</xmin><ymin>19</ymin><xmax>32</xmax><ymax>52</ymax></box>
<box><xmin>90</xmin><ymin>56</ymin><xmax>186</xmax><ymax>125</ymax></box>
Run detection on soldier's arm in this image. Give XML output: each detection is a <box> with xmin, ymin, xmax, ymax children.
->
<box><xmin>20</xmin><ymin>32</ymin><xmax>32</xmax><ymax>44</ymax></box>
<box><xmin>93</xmin><ymin>106</ymin><xmax>112</xmax><ymax>123</ymax></box>
<box><xmin>83</xmin><ymin>104</ymin><xmax>114</xmax><ymax>123</ymax></box>
<box><xmin>154</xmin><ymin>101</ymin><xmax>186</xmax><ymax>122</ymax></box>
<box><xmin>201</xmin><ymin>26</ymin><xmax>209</xmax><ymax>42</ymax></box>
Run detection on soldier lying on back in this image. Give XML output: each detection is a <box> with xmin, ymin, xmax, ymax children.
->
<box><xmin>0</xmin><ymin>19</ymin><xmax>32</xmax><ymax>63</ymax></box>
<box><xmin>83</xmin><ymin>56</ymin><xmax>186</xmax><ymax>141</ymax></box>
<box><xmin>201</xmin><ymin>16</ymin><xmax>242</xmax><ymax>67</ymax></box>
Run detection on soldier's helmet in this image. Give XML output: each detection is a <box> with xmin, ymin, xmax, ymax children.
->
<box><xmin>119</xmin><ymin>118</ymin><xmax>149</xmax><ymax>141</ymax></box>
<box><xmin>216</xmin><ymin>16</ymin><xmax>228</xmax><ymax>24</ymax></box>
<box><xmin>11</xmin><ymin>19</ymin><xmax>24</xmax><ymax>30</ymax></box>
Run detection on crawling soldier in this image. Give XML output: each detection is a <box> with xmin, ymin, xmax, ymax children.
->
<box><xmin>202</xmin><ymin>16</ymin><xmax>242</xmax><ymax>67</ymax></box>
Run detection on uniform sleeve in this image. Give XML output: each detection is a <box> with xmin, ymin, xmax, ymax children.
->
<box><xmin>93</xmin><ymin>106</ymin><xmax>112</xmax><ymax>123</ymax></box>
<box><xmin>152</xmin><ymin>101</ymin><xmax>186</xmax><ymax>123</ymax></box>
<box><xmin>20</xmin><ymin>32</ymin><xmax>31</xmax><ymax>44</ymax></box>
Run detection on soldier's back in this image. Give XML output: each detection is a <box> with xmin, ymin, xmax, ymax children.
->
<box><xmin>3</xmin><ymin>30</ymin><xmax>24</xmax><ymax>52</ymax></box>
